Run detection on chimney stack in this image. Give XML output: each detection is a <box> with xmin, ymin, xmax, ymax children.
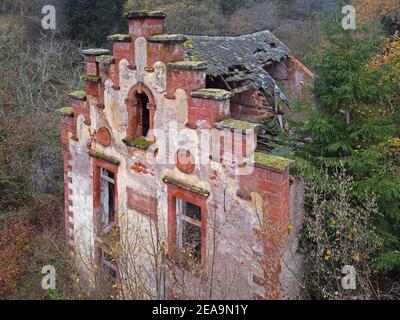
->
<box><xmin>125</xmin><ymin>10</ymin><xmax>166</xmax><ymax>40</ymax></box>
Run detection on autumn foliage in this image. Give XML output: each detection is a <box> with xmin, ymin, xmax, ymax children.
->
<box><xmin>357</xmin><ymin>0</ymin><xmax>400</xmax><ymax>24</ymax></box>
<box><xmin>0</xmin><ymin>216</ymin><xmax>36</xmax><ymax>299</ymax></box>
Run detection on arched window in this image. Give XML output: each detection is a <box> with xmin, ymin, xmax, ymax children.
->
<box><xmin>126</xmin><ymin>84</ymin><xmax>156</xmax><ymax>143</ymax></box>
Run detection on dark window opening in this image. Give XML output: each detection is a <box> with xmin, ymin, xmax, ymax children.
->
<box><xmin>176</xmin><ymin>199</ymin><xmax>202</xmax><ymax>261</ymax></box>
<box><xmin>139</xmin><ymin>93</ymin><xmax>149</xmax><ymax>137</ymax></box>
<box><xmin>100</xmin><ymin>168</ymin><xmax>115</xmax><ymax>232</ymax></box>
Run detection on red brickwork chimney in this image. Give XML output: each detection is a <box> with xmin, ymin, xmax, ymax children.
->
<box><xmin>125</xmin><ymin>10</ymin><xmax>166</xmax><ymax>40</ymax></box>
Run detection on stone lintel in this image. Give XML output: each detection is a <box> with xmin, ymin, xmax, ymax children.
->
<box><xmin>162</xmin><ymin>176</ymin><xmax>210</xmax><ymax>198</ymax></box>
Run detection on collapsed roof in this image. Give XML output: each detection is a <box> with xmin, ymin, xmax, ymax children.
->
<box><xmin>184</xmin><ymin>30</ymin><xmax>290</xmax><ymax>103</ymax></box>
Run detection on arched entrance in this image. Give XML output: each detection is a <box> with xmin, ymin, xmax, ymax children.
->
<box><xmin>126</xmin><ymin>84</ymin><xmax>156</xmax><ymax>142</ymax></box>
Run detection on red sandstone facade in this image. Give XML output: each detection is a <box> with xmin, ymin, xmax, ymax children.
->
<box><xmin>59</xmin><ymin>11</ymin><xmax>305</xmax><ymax>300</ymax></box>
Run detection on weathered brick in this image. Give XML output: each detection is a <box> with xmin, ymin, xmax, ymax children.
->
<box><xmin>126</xmin><ymin>187</ymin><xmax>158</xmax><ymax>220</ymax></box>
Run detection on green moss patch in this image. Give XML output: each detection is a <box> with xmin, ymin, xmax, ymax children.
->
<box><xmin>81</xmin><ymin>74</ymin><xmax>101</xmax><ymax>83</ymax></box>
<box><xmin>253</xmin><ymin>152</ymin><xmax>294</xmax><ymax>172</ymax></box>
<box><xmin>107</xmin><ymin>34</ymin><xmax>131</xmax><ymax>42</ymax></box>
<box><xmin>122</xmin><ymin>137</ymin><xmax>151</xmax><ymax>150</ymax></box>
<box><xmin>88</xmin><ymin>150</ymin><xmax>120</xmax><ymax>165</ymax></box>
<box><xmin>215</xmin><ymin>118</ymin><xmax>259</xmax><ymax>132</ymax></box>
<box><xmin>68</xmin><ymin>90</ymin><xmax>86</xmax><ymax>101</ymax></box>
<box><xmin>168</xmin><ymin>61</ymin><xmax>207</xmax><ymax>71</ymax></box>
<box><xmin>96</xmin><ymin>55</ymin><xmax>115</xmax><ymax>66</ymax></box>
<box><xmin>183</xmin><ymin>39</ymin><xmax>194</xmax><ymax>48</ymax></box>
<box><xmin>57</xmin><ymin>106</ymin><xmax>74</xmax><ymax>117</ymax></box>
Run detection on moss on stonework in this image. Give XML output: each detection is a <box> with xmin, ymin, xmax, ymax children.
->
<box><xmin>183</xmin><ymin>39</ymin><xmax>194</xmax><ymax>48</ymax></box>
<box><xmin>57</xmin><ymin>106</ymin><xmax>74</xmax><ymax>117</ymax></box>
<box><xmin>253</xmin><ymin>152</ymin><xmax>294</xmax><ymax>172</ymax></box>
<box><xmin>96</xmin><ymin>55</ymin><xmax>115</xmax><ymax>66</ymax></box>
<box><xmin>148</xmin><ymin>34</ymin><xmax>187</xmax><ymax>44</ymax></box>
<box><xmin>191</xmin><ymin>88</ymin><xmax>232</xmax><ymax>101</ymax></box>
<box><xmin>81</xmin><ymin>74</ymin><xmax>101</xmax><ymax>82</ymax></box>
<box><xmin>88</xmin><ymin>150</ymin><xmax>120</xmax><ymax>165</ymax></box>
<box><xmin>162</xmin><ymin>176</ymin><xmax>210</xmax><ymax>197</ymax></box>
<box><xmin>107</xmin><ymin>34</ymin><xmax>131</xmax><ymax>42</ymax></box>
<box><xmin>68</xmin><ymin>90</ymin><xmax>86</xmax><ymax>101</ymax></box>
<box><xmin>191</xmin><ymin>55</ymin><xmax>202</xmax><ymax>62</ymax></box>
<box><xmin>216</xmin><ymin>118</ymin><xmax>259</xmax><ymax>131</ymax></box>
<box><xmin>122</xmin><ymin>137</ymin><xmax>150</xmax><ymax>150</ymax></box>
<box><xmin>168</xmin><ymin>61</ymin><xmax>207</xmax><ymax>71</ymax></box>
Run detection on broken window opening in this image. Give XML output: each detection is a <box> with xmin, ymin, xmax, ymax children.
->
<box><xmin>176</xmin><ymin>199</ymin><xmax>202</xmax><ymax>262</ymax></box>
<box><xmin>100</xmin><ymin>168</ymin><xmax>115</xmax><ymax>232</ymax></box>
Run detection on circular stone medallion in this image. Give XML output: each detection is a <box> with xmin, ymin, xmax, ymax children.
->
<box><xmin>97</xmin><ymin>127</ymin><xmax>112</xmax><ymax>147</ymax></box>
<box><xmin>176</xmin><ymin>149</ymin><xmax>196</xmax><ymax>174</ymax></box>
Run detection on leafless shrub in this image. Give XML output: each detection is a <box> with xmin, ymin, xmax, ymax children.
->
<box><xmin>299</xmin><ymin>164</ymin><xmax>382</xmax><ymax>299</ymax></box>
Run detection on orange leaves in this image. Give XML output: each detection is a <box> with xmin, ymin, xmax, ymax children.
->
<box><xmin>0</xmin><ymin>216</ymin><xmax>37</xmax><ymax>299</ymax></box>
<box><xmin>366</xmin><ymin>32</ymin><xmax>400</xmax><ymax>105</ymax></box>
<box><xmin>367</xmin><ymin>32</ymin><xmax>400</xmax><ymax>70</ymax></box>
<box><xmin>357</xmin><ymin>0</ymin><xmax>400</xmax><ymax>23</ymax></box>
<box><xmin>391</xmin><ymin>137</ymin><xmax>400</xmax><ymax>152</ymax></box>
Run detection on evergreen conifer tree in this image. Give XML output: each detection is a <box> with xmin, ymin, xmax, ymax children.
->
<box><xmin>293</xmin><ymin>21</ymin><xmax>400</xmax><ymax>273</ymax></box>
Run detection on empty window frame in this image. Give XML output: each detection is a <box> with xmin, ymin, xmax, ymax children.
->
<box><xmin>100</xmin><ymin>168</ymin><xmax>116</xmax><ymax>232</ymax></box>
<box><xmin>176</xmin><ymin>199</ymin><xmax>202</xmax><ymax>261</ymax></box>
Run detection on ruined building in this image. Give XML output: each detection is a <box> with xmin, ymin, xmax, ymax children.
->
<box><xmin>59</xmin><ymin>11</ymin><xmax>312</xmax><ymax>300</ymax></box>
